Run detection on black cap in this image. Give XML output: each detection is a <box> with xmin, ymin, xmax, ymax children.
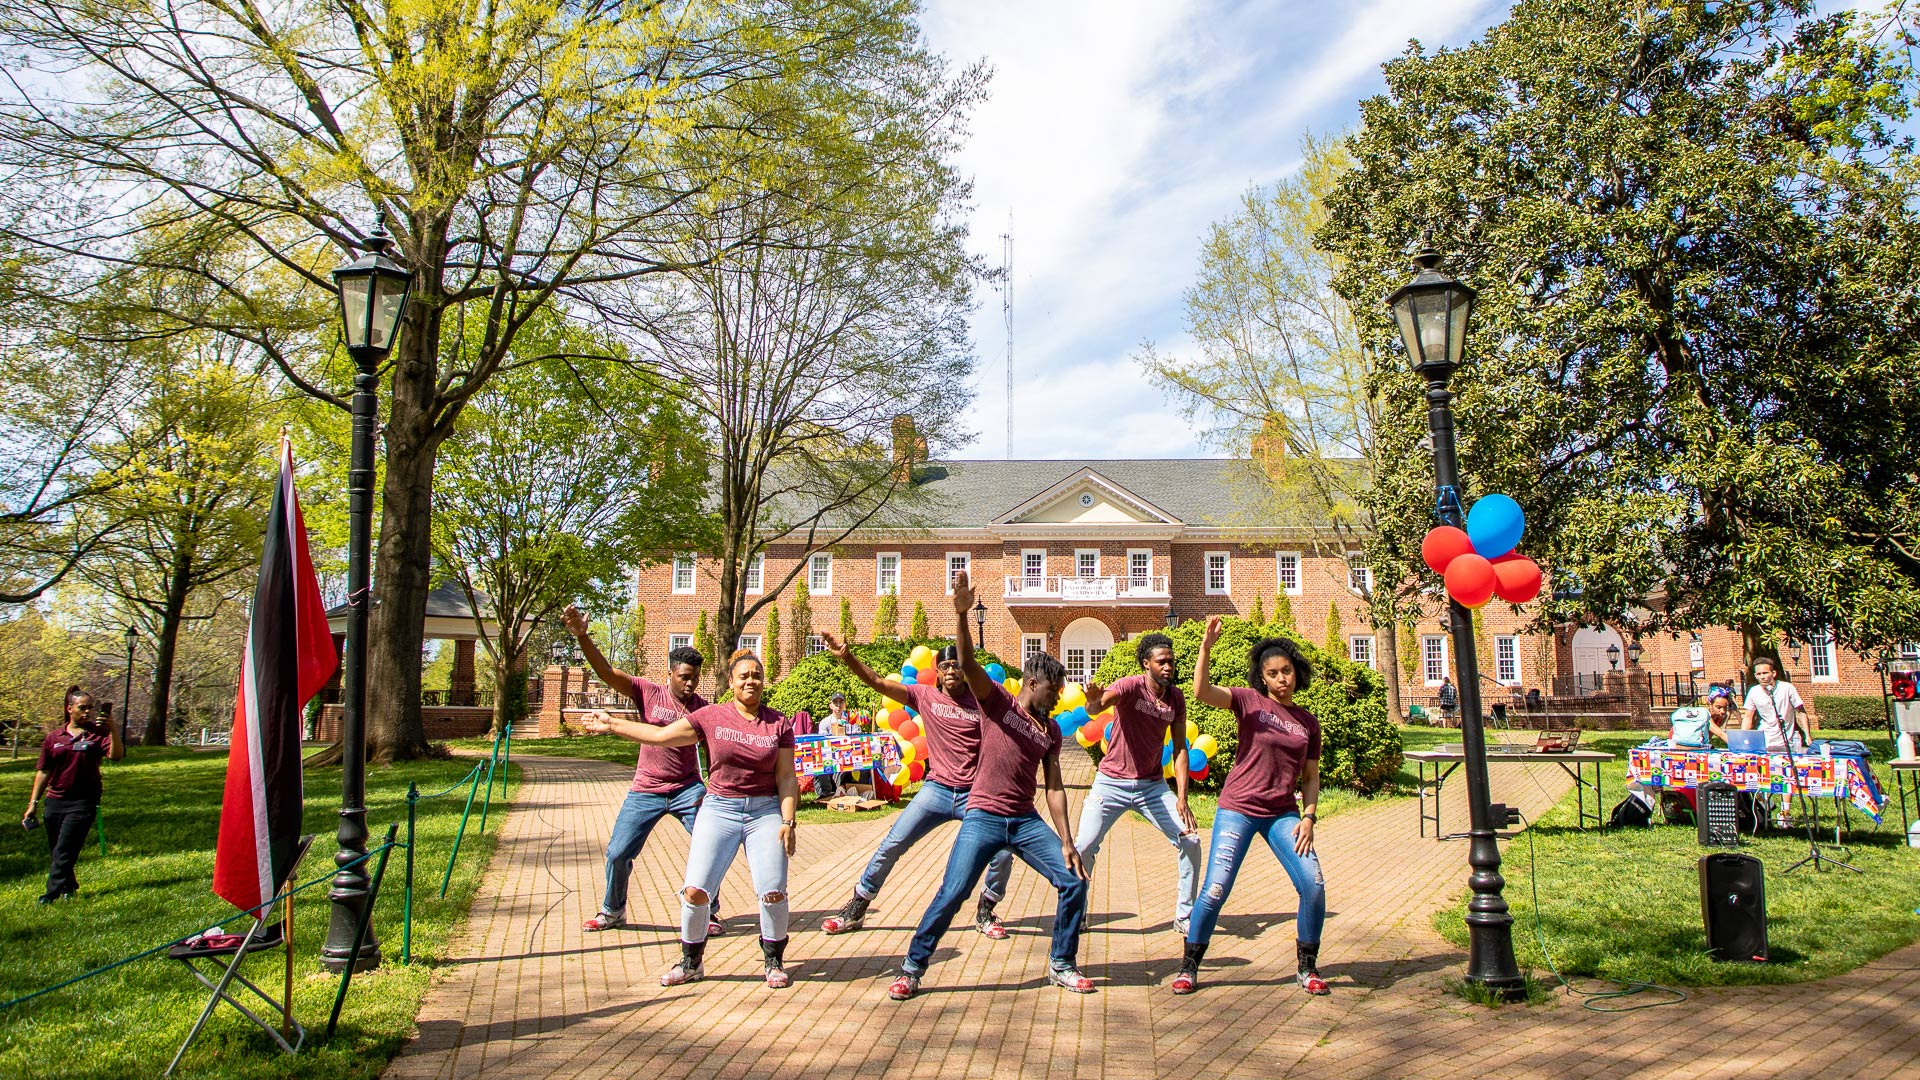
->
<box><xmin>936</xmin><ymin>645</ymin><xmax>960</xmax><ymax>663</ymax></box>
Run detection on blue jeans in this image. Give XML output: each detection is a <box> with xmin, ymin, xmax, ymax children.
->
<box><xmin>682</xmin><ymin>795</ymin><xmax>788</xmax><ymax>943</ymax></box>
<box><xmin>904</xmin><ymin>809</ymin><xmax>1088</xmax><ymax>975</ymax></box>
<box><xmin>1073</xmin><ymin>774</ymin><xmax>1201</xmax><ymax>926</ymax></box>
<box><xmin>857</xmin><ymin>780</ymin><xmax>1013</xmax><ymax>902</ymax></box>
<box><xmin>1187</xmin><ymin>808</ymin><xmax>1325</xmax><ymax>947</ymax></box>
<box><xmin>600</xmin><ymin>783</ymin><xmax>711</xmax><ymax>919</ymax></box>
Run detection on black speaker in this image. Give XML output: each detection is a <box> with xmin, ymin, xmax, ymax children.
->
<box><xmin>1699</xmin><ymin>853</ymin><xmax>1767</xmax><ymax>962</ymax></box>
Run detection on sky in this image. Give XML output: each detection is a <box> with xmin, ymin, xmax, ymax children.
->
<box><xmin>916</xmin><ymin>0</ymin><xmax>1516</xmax><ymax>460</ymax></box>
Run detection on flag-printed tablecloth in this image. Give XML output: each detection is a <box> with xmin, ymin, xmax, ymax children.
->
<box><xmin>794</xmin><ymin>734</ymin><xmax>902</xmax><ymax>777</ymax></box>
<box><xmin>1626</xmin><ymin>747</ymin><xmax>1885</xmax><ymax>821</ymax></box>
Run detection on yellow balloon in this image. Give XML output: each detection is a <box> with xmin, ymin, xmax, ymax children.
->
<box><xmin>1162</xmin><ymin>762</ymin><xmax>1176</xmax><ymax>779</ymax></box>
<box><xmin>1163</xmin><ymin>729</ymin><xmax>1173</xmax><ymax>745</ymax></box>
<box><xmin>1058</xmin><ymin>683</ymin><xmax>1087</xmax><ymax>714</ymax></box>
<box><xmin>1186</xmin><ymin>720</ymin><xmax>1201</xmax><ymax>743</ymax></box>
<box><xmin>898</xmin><ymin>741</ymin><xmax>917</xmax><ymax>765</ymax></box>
<box><xmin>881</xmin><ymin>696</ymin><xmax>902</xmax><ymax>712</ymax></box>
<box><xmin>876</xmin><ymin>712</ymin><xmax>894</xmax><ymax>732</ymax></box>
<box><xmin>1005</xmin><ymin>676</ymin><xmax>1021</xmax><ymax>695</ymax></box>
<box><xmin>1075</xmin><ymin>730</ymin><xmax>1094</xmax><ymax>748</ymax></box>
<box><xmin>1194</xmin><ymin>734</ymin><xmax>1218</xmax><ymax>758</ymax></box>
<box><xmin>909</xmin><ymin>646</ymin><xmax>936</xmax><ymax>670</ymax></box>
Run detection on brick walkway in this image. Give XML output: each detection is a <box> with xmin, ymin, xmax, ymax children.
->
<box><xmin>387</xmin><ymin>752</ymin><xmax>1920</xmax><ymax>1079</ymax></box>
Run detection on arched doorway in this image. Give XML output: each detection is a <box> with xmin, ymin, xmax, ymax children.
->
<box><xmin>1060</xmin><ymin>617</ymin><xmax>1115</xmax><ymax>684</ymax></box>
<box><xmin>1569</xmin><ymin>625</ymin><xmax>1626</xmax><ymax>688</ymax></box>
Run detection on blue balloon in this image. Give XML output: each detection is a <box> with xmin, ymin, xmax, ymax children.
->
<box><xmin>1102</xmin><ymin>721</ymin><xmax>1115</xmax><ymax>743</ymax></box>
<box><xmin>1064</xmin><ymin>707</ymin><xmax>1088</xmax><ymax>727</ymax></box>
<box><xmin>1161</xmin><ymin>744</ymin><xmax>1176</xmax><ymax>766</ymax></box>
<box><xmin>906</xmin><ymin>707</ymin><xmax>918</xmax><ymax>718</ymax></box>
<box><xmin>985</xmin><ymin>663</ymin><xmax>1007</xmax><ymax>684</ymax></box>
<box><xmin>900</xmin><ymin>664</ymin><xmax>917</xmax><ymax>681</ymax></box>
<box><xmin>1466</xmin><ymin>493</ymin><xmax>1525</xmax><ymax>559</ymax></box>
<box><xmin>1187</xmin><ymin>747</ymin><xmax>1207</xmax><ymax>772</ymax></box>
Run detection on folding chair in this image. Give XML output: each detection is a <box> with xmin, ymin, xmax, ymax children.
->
<box><xmin>164</xmin><ymin>835</ymin><xmax>315</xmax><ymax>1077</ymax></box>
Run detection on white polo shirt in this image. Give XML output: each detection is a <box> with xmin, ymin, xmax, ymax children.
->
<box><xmin>1744</xmin><ymin>681</ymin><xmax>1806</xmax><ymax>753</ymax></box>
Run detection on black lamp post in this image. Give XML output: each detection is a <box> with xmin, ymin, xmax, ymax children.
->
<box><xmin>1386</xmin><ymin>239</ymin><xmax>1525</xmax><ymax>995</ymax></box>
<box><xmin>121</xmin><ymin>625</ymin><xmax>137</xmax><ymax>742</ymax></box>
<box><xmin>1606</xmin><ymin>643</ymin><xmax>1621</xmax><ymax>671</ymax></box>
<box><xmin>1164</xmin><ymin>608</ymin><xmax>1180</xmax><ymax>630</ymax></box>
<box><xmin>321</xmin><ymin>213</ymin><xmax>411</xmax><ymax>974</ymax></box>
<box><xmin>1626</xmin><ymin>640</ymin><xmax>1644</xmax><ymax>668</ymax></box>
<box><xmin>971</xmin><ymin>599</ymin><xmax>987</xmax><ymax>652</ymax></box>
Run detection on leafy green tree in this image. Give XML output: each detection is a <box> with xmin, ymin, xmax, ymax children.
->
<box><xmin>789</xmin><ymin>579</ymin><xmax>814</xmax><ymax>663</ymax></box>
<box><xmin>1319</xmin><ymin>0</ymin><xmax>1920</xmax><ymax>653</ymax></box>
<box><xmin>1274</xmin><ymin>594</ymin><xmax>1295</xmax><ymax>631</ymax></box>
<box><xmin>839</xmin><ymin>597</ymin><xmax>856</xmax><ymax>644</ymax></box>
<box><xmin>1324</xmin><ymin>600</ymin><xmax>1344</xmax><ymax>655</ymax></box>
<box><xmin>764</xmin><ymin>605</ymin><xmax>782</xmax><ymax>682</ymax></box>
<box><xmin>0</xmin><ymin>0</ymin><xmax>975</xmax><ymax>760</ymax></box>
<box><xmin>909</xmin><ymin>600</ymin><xmax>929</xmax><ymax>641</ymax></box>
<box><xmin>434</xmin><ymin>344</ymin><xmax>708</xmax><ymax>735</ymax></box>
<box><xmin>1250</xmin><ymin>596</ymin><xmax>1266</xmax><ymax>624</ymax></box>
<box><xmin>873</xmin><ymin>588</ymin><xmax>900</xmax><ymax>641</ymax></box>
<box><xmin>694</xmin><ymin>612</ymin><xmax>714</xmax><ymax>690</ymax></box>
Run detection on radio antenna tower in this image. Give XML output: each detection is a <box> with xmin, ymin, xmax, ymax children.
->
<box><xmin>1000</xmin><ymin>216</ymin><xmax>1013</xmax><ymax>459</ymax></box>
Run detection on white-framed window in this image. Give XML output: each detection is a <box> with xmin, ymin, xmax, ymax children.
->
<box><xmin>806</xmin><ymin>634</ymin><xmax>826</xmax><ymax>656</ymax></box>
<box><xmin>1276</xmin><ymin>552</ymin><xmax>1301</xmax><ymax>595</ymax></box>
<box><xmin>1075</xmin><ymin>549</ymin><xmax>1100</xmax><ymax>578</ymax></box>
<box><xmin>1022</xmin><ymin>634</ymin><xmax>1045</xmax><ymax>665</ymax></box>
<box><xmin>737</xmin><ymin>633</ymin><xmax>762</xmax><ymax>657</ymax></box>
<box><xmin>808</xmin><ymin>552</ymin><xmax>833</xmax><ymax>594</ymax></box>
<box><xmin>1064</xmin><ymin>646</ymin><xmax>1106</xmax><ymax>683</ymax></box>
<box><xmin>1022</xmin><ymin>550</ymin><xmax>1046</xmax><ymax>588</ymax></box>
<box><xmin>671</xmin><ymin>554</ymin><xmax>696</xmax><ymax>595</ymax></box>
<box><xmin>668</xmin><ymin>633</ymin><xmax>693</xmax><ymax>652</ymax></box>
<box><xmin>1205</xmin><ymin>551</ymin><xmax>1230</xmax><ymax>595</ymax></box>
<box><xmin>1809</xmin><ymin>629</ymin><xmax>1838</xmax><ymax>683</ymax></box>
<box><xmin>875</xmin><ymin>552</ymin><xmax>901</xmax><ymax>595</ymax></box>
<box><xmin>1902</xmin><ymin>642</ymin><xmax>1920</xmax><ymax>661</ymax></box>
<box><xmin>1347</xmin><ymin>553</ymin><xmax>1372</xmax><ymax>595</ymax></box>
<box><xmin>1495</xmin><ymin>635</ymin><xmax>1520</xmax><ymax>685</ymax></box>
<box><xmin>1127</xmin><ymin>549</ymin><xmax>1153</xmax><ymax>591</ymax></box>
<box><xmin>946</xmin><ymin>552</ymin><xmax>971</xmax><ymax>594</ymax></box>
<box><xmin>1349</xmin><ymin>635</ymin><xmax>1375</xmax><ymax>669</ymax></box>
<box><xmin>744</xmin><ymin>552</ymin><xmax>764</xmax><ymax>594</ymax></box>
<box><xmin>1423</xmin><ymin>635</ymin><xmax>1449</xmax><ymax>686</ymax></box>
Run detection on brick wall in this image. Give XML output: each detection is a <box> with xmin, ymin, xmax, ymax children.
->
<box><xmin>315</xmin><ymin>704</ymin><xmax>494</xmax><ymax>742</ymax></box>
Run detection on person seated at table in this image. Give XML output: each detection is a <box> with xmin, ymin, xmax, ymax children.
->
<box><xmin>1669</xmin><ymin>687</ymin><xmax>1734</xmax><ymax>748</ymax></box>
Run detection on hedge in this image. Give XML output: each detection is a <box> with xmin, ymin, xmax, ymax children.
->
<box><xmin>765</xmin><ymin>638</ymin><xmax>1004</xmax><ymax>721</ymax></box>
<box><xmin>1090</xmin><ymin>617</ymin><xmax>1401</xmax><ymax>794</ymax></box>
<box><xmin>1812</xmin><ymin>694</ymin><xmax>1890</xmax><ymax>732</ymax></box>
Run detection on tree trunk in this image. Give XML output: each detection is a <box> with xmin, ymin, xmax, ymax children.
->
<box><xmin>364</xmin><ymin>324</ymin><xmax>453</xmax><ymax>763</ymax></box>
<box><xmin>1377</xmin><ymin>614</ymin><xmax>1404</xmax><ymax>724</ymax></box>
<box><xmin>490</xmin><ymin>638</ymin><xmax>528</xmax><ymax>738</ymax></box>
<box><xmin>141</xmin><ymin>544</ymin><xmax>196</xmax><ymax>745</ymax></box>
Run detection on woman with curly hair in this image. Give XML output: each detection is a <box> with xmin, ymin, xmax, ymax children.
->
<box><xmin>1171</xmin><ymin>617</ymin><xmax>1328</xmax><ymax>996</ymax></box>
<box><xmin>583</xmin><ymin>648</ymin><xmax>800</xmax><ymax>989</ymax></box>
<box><xmin>22</xmin><ymin>686</ymin><xmax>123</xmax><ymax>903</ymax></box>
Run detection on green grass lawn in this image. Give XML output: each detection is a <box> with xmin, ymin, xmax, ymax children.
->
<box><xmin>0</xmin><ymin>746</ymin><xmax>514</xmax><ymax>1079</ymax></box>
<box><xmin>1434</xmin><ymin>728</ymin><xmax>1920</xmax><ymax>987</ymax></box>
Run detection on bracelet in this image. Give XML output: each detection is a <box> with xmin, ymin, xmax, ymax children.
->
<box><xmin>1302</xmin><ymin>812</ymin><xmax>1317</xmax><ymax>823</ymax></box>
<box><xmin>781</xmin><ymin>819</ymin><xmax>797</xmax><ymax>827</ymax></box>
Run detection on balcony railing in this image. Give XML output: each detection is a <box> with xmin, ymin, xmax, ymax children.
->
<box><xmin>1002</xmin><ymin>574</ymin><xmax>1170</xmax><ymax>602</ymax></box>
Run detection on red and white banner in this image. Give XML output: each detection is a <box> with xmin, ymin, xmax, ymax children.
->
<box><xmin>212</xmin><ymin>441</ymin><xmax>339</xmax><ymax>916</ymax></box>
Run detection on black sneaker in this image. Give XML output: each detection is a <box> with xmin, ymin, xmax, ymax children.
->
<box><xmin>822</xmin><ymin>894</ymin><xmax>870</xmax><ymax>934</ymax></box>
<box><xmin>974</xmin><ymin>897</ymin><xmax>1008</xmax><ymax>939</ymax></box>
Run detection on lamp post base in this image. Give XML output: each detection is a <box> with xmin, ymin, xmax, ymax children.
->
<box><xmin>320</xmin><ymin>895</ymin><xmax>383</xmax><ymax>974</ymax></box>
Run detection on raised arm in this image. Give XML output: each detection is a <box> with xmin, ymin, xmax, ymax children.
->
<box><xmin>822</xmin><ymin>631</ymin><xmax>912</xmax><ymax>701</ymax></box>
<box><xmin>563</xmin><ymin>603</ymin><xmax>637</xmax><ymax>694</ymax></box>
<box><xmin>1191</xmin><ymin>616</ymin><xmax>1233</xmax><ymax>710</ymax></box>
<box><xmin>578</xmin><ymin>710</ymin><xmax>699</xmax><ymax>747</ymax></box>
<box><xmin>949</xmin><ymin>572</ymin><xmax>997</xmax><ymax>704</ymax></box>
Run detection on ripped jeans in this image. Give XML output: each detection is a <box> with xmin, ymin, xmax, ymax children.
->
<box><xmin>1186</xmin><ymin>807</ymin><xmax>1325</xmax><ymax>947</ymax></box>
<box><xmin>681</xmin><ymin>795</ymin><xmax>787</xmax><ymax>943</ymax></box>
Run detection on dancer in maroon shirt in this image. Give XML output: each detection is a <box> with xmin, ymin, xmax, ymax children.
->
<box><xmin>583</xmin><ymin>650</ymin><xmax>801</xmax><ymax>989</ymax></box>
<box><xmin>886</xmin><ymin>572</ymin><xmax>1092</xmax><ymax>1000</ymax></box>
<box><xmin>1171</xmin><ymin>616</ymin><xmax>1328</xmax><ymax>995</ymax></box>
<box><xmin>23</xmin><ymin>687</ymin><xmax>123</xmax><ymax>903</ymax></box>
<box><xmin>562</xmin><ymin>604</ymin><xmax>724</xmax><ymax>936</ymax></box>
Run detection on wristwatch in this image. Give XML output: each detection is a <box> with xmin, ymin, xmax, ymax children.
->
<box><xmin>781</xmin><ymin>819</ymin><xmax>797</xmax><ymax>827</ymax></box>
<box><xmin>1302</xmin><ymin>812</ymin><xmax>1317</xmax><ymax>823</ymax></box>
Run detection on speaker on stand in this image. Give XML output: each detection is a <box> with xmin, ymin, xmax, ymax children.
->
<box><xmin>1699</xmin><ymin>852</ymin><xmax>1768</xmax><ymax>963</ymax></box>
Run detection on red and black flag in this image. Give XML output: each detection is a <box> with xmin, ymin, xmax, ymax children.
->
<box><xmin>212</xmin><ymin>440</ymin><xmax>338</xmax><ymax>917</ymax></box>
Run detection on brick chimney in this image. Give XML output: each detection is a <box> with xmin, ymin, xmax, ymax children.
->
<box><xmin>891</xmin><ymin>414</ymin><xmax>917</xmax><ymax>482</ymax></box>
<box><xmin>1250</xmin><ymin>414</ymin><xmax>1288</xmax><ymax>474</ymax></box>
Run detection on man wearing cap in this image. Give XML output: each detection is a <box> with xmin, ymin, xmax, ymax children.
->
<box><xmin>815</xmin><ymin>633</ymin><xmax>1017</xmax><ymax>939</ymax></box>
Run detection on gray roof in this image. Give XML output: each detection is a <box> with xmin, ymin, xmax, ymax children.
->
<box><xmin>327</xmin><ymin>579</ymin><xmax>491</xmax><ymax>620</ymax></box>
<box><xmin>902</xmin><ymin>458</ymin><xmax>1276</xmax><ymax>529</ymax></box>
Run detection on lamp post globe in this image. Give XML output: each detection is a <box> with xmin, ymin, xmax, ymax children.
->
<box><xmin>321</xmin><ymin>212</ymin><xmax>411</xmax><ymax>975</ymax></box>
<box><xmin>1627</xmin><ymin>640</ymin><xmax>1644</xmax><ymax>667</ymax></box>
<box><xmin>1386</xmin><ymin>238</ymin><xmax>1523</xmax><ymax>997</ymax></box>
<box><xmin>1164</xmin><ymin>608</ymin><xmax>1180</xmax><ymax>630</ymax></box>
<box><xmin>1606</xmin><ymin>642</ymin><xmax>1621</xmax><ymax>671</ymax></box>
<box><xmin>971</xmin><ymin>599</ymin><xmax>987</xmax><ymax>649</ymax></box>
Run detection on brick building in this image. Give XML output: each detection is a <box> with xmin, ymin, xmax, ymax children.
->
<box><xmin>632</xmin><ymin>450</ymin><xmax>1905</xmax><ymax>728</ymax></box>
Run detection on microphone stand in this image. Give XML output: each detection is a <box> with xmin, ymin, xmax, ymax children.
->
<box><xmin>1777</xmin><ymin>711</ymin><xmax>1859</xmax><ymax>874</ymax></box>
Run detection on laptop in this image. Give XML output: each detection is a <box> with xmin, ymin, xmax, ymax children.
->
<box><xmin>1533</xmin><ymin>729</ymin><xmax>1580</xmax><ymax>753</ymax></box>
<box><xmin>1726</xmin><ymin>729</ymin><xmax>1767</xmax><ymax>754</ymax></box>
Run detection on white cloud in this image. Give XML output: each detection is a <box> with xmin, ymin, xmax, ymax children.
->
<box><xmin>920</xmin><ymin>0</ymin><xmax>1508</xmax><ymax>460</ymax></box>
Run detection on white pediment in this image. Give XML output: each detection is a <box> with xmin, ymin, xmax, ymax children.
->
<box><xmin>997</xmin><ymin>470</ymin><xmax>1181</xmax><ymax>527</ymax></box>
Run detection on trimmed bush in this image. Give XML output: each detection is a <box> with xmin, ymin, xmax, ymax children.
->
<box><xmin>1812</xmin><ymin>695</ymin><xmax>1889</xmax><ymax>731</ymax></box>
<box><xmin>1091</xmin><ymin>616</ymin><xmax>1400</xmax><ymax>793</ymax></box>
<box><xmin>767</xmin><ymin>638</ymin><xmax>1004</xmax><ymax>720</ymax></box>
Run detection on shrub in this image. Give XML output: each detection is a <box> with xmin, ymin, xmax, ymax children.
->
<box><xmin>1091</xmin><ymin>616</ymin><xmax>1399</xmax><ymax>793</ymax></box>
<box><xmin>766</xmin><ymin>638</ymin><xmax>1004</xmax><ymax>721</ymax></box>
<box><xmin>1811</xmin><ymin>695</ymin><xmax>1888</xmax><ymax>731</ymax></box>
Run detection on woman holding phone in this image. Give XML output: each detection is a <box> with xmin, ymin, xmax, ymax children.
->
<box><xmin>23</xmin><ymin>687</ymin><xmax>124</xmax><ymax>903</ymax></box>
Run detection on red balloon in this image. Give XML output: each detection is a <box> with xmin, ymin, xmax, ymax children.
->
<box><xmin>1491</xmin><ymin>553</ymin><xmax>1543</xmax><ymax>604</ymax></box>
<box><xmin>915</xmin><ymin>666</ymin><xmax>936</xmax><ymax>685</ymax></box>
<box><xmin>1078</xmin><ymin>719</ymin><xmax>1104</xmax><ymax>743</ymax></box>
<box><xmin>911</xmin><ymin>735</ymin><xmax>929</xmax><ymax>758</ymax></box>
<box><xmin>908</xmin><ymin>760</ymin><xmax>926</xmax><ymax>782</ymax></box>
<box><xmin>1191</xmin><ymin>764</ymin><xmax>1209</xmax><ymax>783</ymax></box>
<box><xmin>894</xmin><ymin>718</ymin><xmax>920</xmax><ymax>743</ymax></box>
<box><xmin>1422</xmin><ymin>526</ymin><xmax>1475</xmax><ymax>576</ymax></box>
<box><xmin>1444</xmin><ymin>553</ymin><xmax>1497</xmax><ymax>609</ymax></box>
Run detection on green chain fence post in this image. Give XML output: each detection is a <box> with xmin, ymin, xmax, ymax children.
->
<box><xmin>403</xmin><ymin>782</ymin><xmax>417</xmax><ymax>966</ymax></box>
<box><xmin>438</xmin><ymin>763</ymin><xmax>484</xmax><ymax>899</ymax></box>
<box><xmin>478</xmin><ymin>726</ymin><xmax>503</xmax><ymax>833</ymax></box>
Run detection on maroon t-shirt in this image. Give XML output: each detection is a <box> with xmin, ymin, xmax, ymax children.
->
<box><xmin>1218</xmin><ymin>688</ymin><xmax>1321</xmax><ymax>818</ymax></box>
<box><xmin>898</xmin><ymin>682</ymin><xmax>986</xmax><ymax>789</ymax></box>
<box><xmin>624</xmin><ymin>677</ymin><xmax>709</xmax><ymax>795</ymax></box>
<box><xmin>684</xmin><ymin>703</ymin><xmax>794</xmax><ymax>798</ymax></box>
<box><xmin>969</xmin><ymin>684</ymin><xmax>1062</xmax><ymax>817</ymax></box>
<box><xmin>37</xmin><ymin>726</ymin><xmax>110</xmax><ymax>803</ymax></box>
<box><xmin>1096</xmin><ymin>674</ymin><xmax>1186</xmax><ymax>780</ymax></box>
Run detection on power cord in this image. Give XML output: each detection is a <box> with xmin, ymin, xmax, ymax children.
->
<box><xmin>1514</xmin><ymin>808</ymin><xmax>1690</xmax><ymax>1012</ymax></box>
